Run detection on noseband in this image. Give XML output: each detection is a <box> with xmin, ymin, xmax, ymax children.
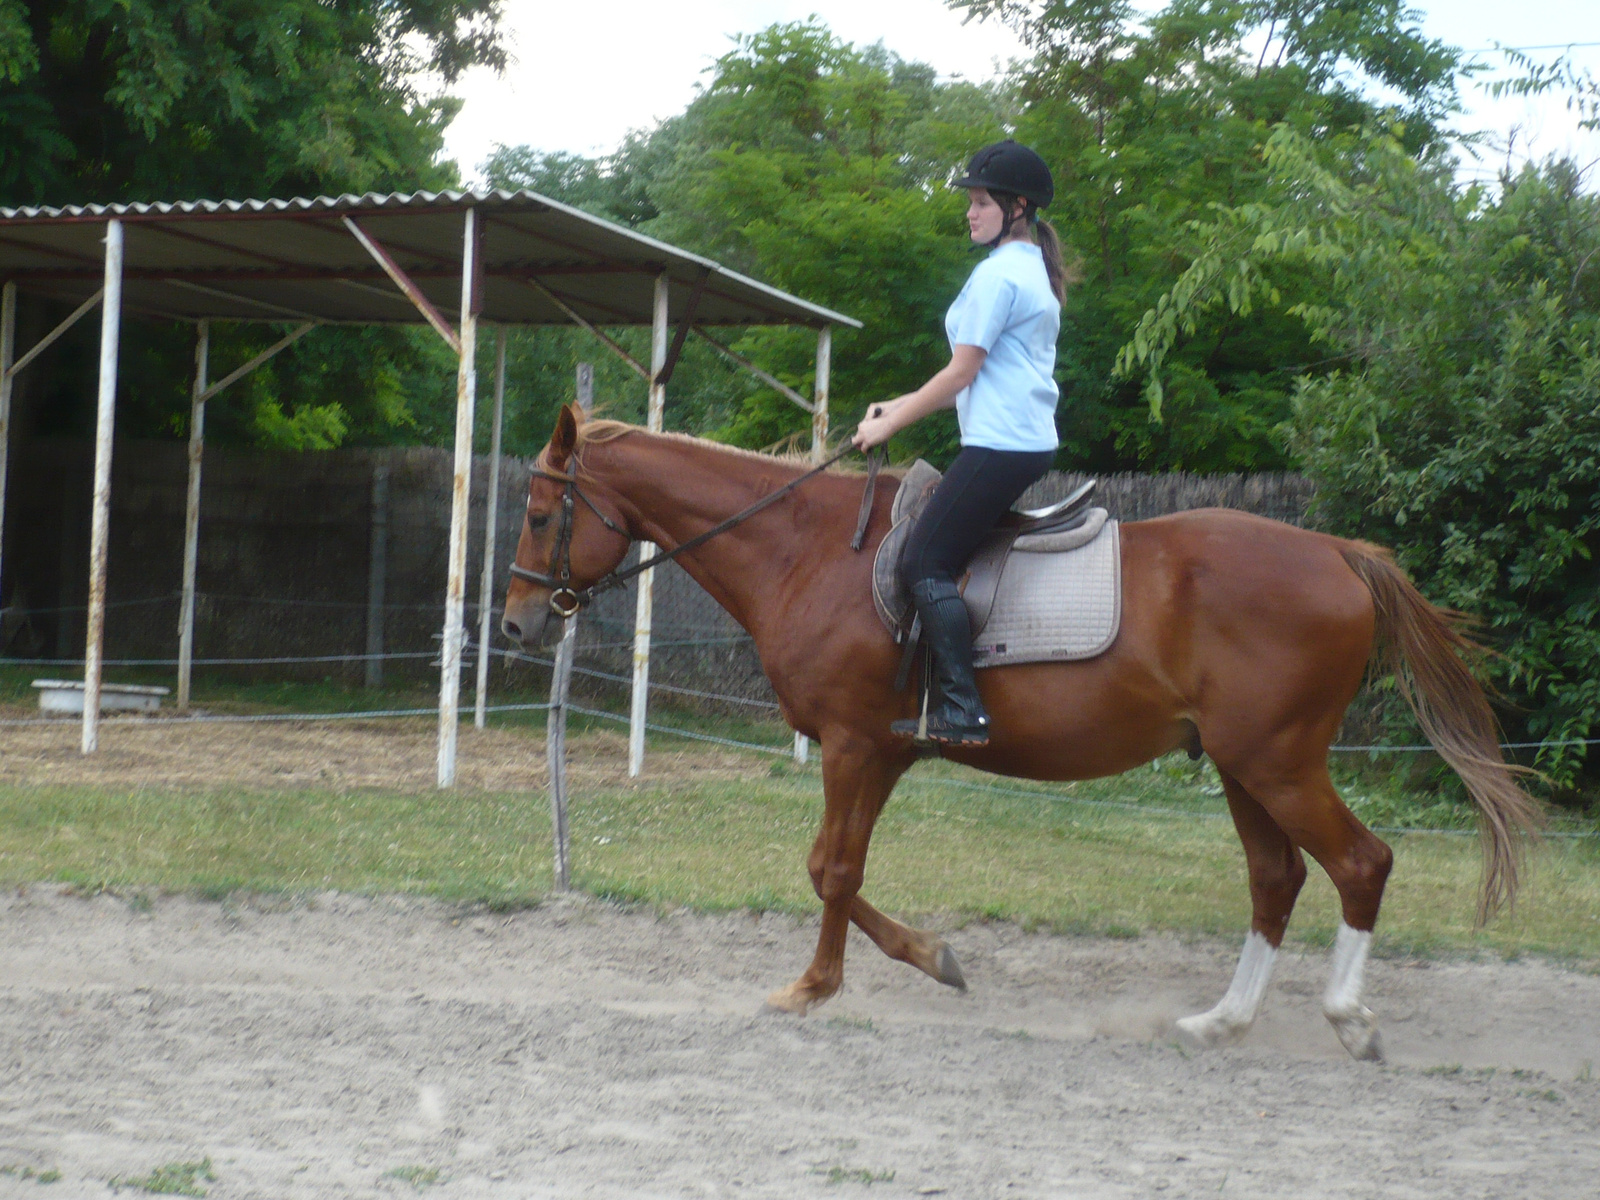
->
<box><xmin>506</xmin><ymin>467</ymin><xmax>630</xmax><ymax>618</ymax></box>
<box><xmin>507</xmin><ymin>444</ymin><xmax>878</xmax><ymax>617</ymax></box>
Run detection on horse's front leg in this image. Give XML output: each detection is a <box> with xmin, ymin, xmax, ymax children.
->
<box><xmin>849</xmin><ymin>895</ymin><xmax>967</xmax><ymax>990</ymax></box>
<box><xmin>765</xmin><ymin>733</ymin><xmax>903</xmax><ymax>1015</ymax></box>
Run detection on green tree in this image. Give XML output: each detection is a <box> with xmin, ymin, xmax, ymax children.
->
<box><xmin>0</xmin><ymin>0</ymin><xmax>503</xmax><ymax>204</ymax></box>
<box><xmin>954</xmin><ymin>0</ymin><xmax>1463</xmax><ymax>470</ymax></box>
<box><xmin>0</xmin><ymin>0</ymin><xmax>507</xmax><ymax>453</ymax></box>
<box><xmin>1119</xmin><ymin>119</ymin><xmax>1600</xmax><ymax>796</ymax></box>
<box><xmin>488</xmin><ymin>21</ymin><xmax>1016</xmax><ymax>463</ymax></box>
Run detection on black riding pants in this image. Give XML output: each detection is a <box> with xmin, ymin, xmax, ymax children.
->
<box><xmin>899</xmin><ymin>446</ymin><xmax>1056</xmax><ymax>588</ymax></box>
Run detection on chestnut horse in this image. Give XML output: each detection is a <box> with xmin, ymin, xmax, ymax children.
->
<box><xmin>502</xmin><ymin>407</ymin><xmax>1539</xmax><ymax>1060</ymax></box>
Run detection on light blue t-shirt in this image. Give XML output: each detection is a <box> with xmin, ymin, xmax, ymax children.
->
<box><xmin>944</xmin><ymin>241</ymin><xmax>1061</xmax><ymax>452</ymax></box>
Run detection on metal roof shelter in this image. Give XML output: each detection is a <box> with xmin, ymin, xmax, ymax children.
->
<box><xmin>0</xmin><ymin>189</ymin><xmax>860</xmax><ymax>784</ymax></box>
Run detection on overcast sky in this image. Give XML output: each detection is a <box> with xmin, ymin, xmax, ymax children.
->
<box><xmin>437</xmin><ymin>1</ymin><xmax>1599</xmax><ymax>183</ymax></box>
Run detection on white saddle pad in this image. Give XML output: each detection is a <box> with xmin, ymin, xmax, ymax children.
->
<box><xmin>969</xmin><ymin>519</ymin><xmax>1122</xmax><ymax>668</ymax></box>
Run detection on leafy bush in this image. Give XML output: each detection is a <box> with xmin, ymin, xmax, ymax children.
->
<box><xmin>1121</xmin><ymin>124</ymin><xmax>1600</xmax><ymax>798</ymax></box>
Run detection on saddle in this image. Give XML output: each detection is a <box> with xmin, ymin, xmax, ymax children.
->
<box><xmin>876</xmin><ymin>460</ymin><xmax>1113</xmax><ymax>659</ymax></box>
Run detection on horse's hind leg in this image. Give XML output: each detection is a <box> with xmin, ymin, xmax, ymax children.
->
<box><xmin>1245</xmin><ymin>767</ymin><xmax>1394</xmax><ymax>1061</ymax></box>
<box><xmin>1177</xmin><ymin>768</ymin><xmax>1307</xmax><ymax>1048</ymax></box>
<box><xmin>849</xmin><ymin>896</ymin><xmax>967</xmax><ymax>990</ymax></box>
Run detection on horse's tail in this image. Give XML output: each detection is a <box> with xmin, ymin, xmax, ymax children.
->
<box><xmin>1340</xmin><ymin>541</ymin><xmax>1543</xmax><ymax>925</ymax></box>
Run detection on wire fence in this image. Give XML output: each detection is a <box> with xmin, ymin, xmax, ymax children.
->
<box><xmin>5</xmin><ymin>630</ymin><xmax>1597</xmax><ymax>841</ymax></box>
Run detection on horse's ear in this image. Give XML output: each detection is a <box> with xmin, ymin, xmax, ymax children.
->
<box><xmin>548</xmin><ymin>404</ymin><xmax>579</xmax><ymax>470</ymax></box>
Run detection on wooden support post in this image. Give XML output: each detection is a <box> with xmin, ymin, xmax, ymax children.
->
<box><xmin>0</xmin><ymin>281</ymin><xmax>14</xmax><ymax>610</ymax></box>
<box><xmin>793</xmin><ymin>323</ymin><xmax>833</xmax><ymax>765</ymax></box>
<box><xmin>176</xmin><ymin>320</ymin><xmax>209</xmax><ymax>710</ymax></box>
<box><xmin>691</xmin><ymin>327</ymin><xmax>813</xmax><ymax>413</ymax></box>
<box><xmin>175</xmin><ymin>320</ymin><xmax>312</xmax><ymax>709</ymax></box>
<box><xmin>546</xmin><ymin>361</ymin><xmax>594</xmax><ymax>892</ymax></box>
<box><xmin>547</xmin><ymin>621</ymin><xmax>574</xmax><ymax>891</ymax></box>
<box><xmin>82</xmin><ymin>219</ymin><xmax>124</xmax><ymax>755</ymax></box>
<box><xmin>629</xmin><ymin>272</ymin><xmax>670</xmax><ymax>778</ymax></box>
<box><xmin>523</xmin><ymin>278</ymin><xmax>649</xmax><ymax>379</ymax></box>
<box><xmin>4</xmin><ymin>290</ymin><xmax>104</xmax><ymax>380</ymax></box>
<box><xmin>365</xmin><ymin>462</ymin><xmax>389</xmax><ymax>689</ymax></box>
<box><xmin>474</xmin><ymin>327</ymin><xmax>508</xmax><ymax>729</ymax></box>
<box><xmin>437</xmin><ymin>206</ymin><xmax>481</xmax><ymax>788</ymax></box>
<box><xmin>813</xmin><ymin>324</ymin><xmax>832</xmax><ymax>464</ymax></box>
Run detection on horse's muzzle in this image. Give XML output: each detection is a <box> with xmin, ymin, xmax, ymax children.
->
<box><xmin>501</xmin><ymin>597</ymin><xmax>567</xmax><ymax>651</ymax></box>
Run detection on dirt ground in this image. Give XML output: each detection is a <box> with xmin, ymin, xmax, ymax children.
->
<box><xmin>2</xmin><ymin>886</ymin><xmax>1598</xmax><ymax>1200</ymax></box>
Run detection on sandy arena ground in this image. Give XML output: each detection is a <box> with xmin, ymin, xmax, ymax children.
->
<box><xmin>3</xmin><ymin>713</ymin><xmax>1599</xmax><ymax>1197</ymax></box>
<box><xmin>2</xmin><ymin>886</ymin><xmax>1599</xmax><ymax>1200</ymax></box>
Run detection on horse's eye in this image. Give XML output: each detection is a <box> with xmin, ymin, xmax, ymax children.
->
<box><xmin>527</xmin><ymin>513</ymin><xmax>551</xmax><ymax>531</ymax></box>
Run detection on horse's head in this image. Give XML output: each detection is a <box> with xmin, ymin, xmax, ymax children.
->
<box><xmin>501</xmin><ymin>404</ymin><xmax>633</xmax><ymax>650</ymax></box>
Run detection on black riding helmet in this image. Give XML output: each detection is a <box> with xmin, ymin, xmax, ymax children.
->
<box><xmin>953</xmin><ymin>139</ymin><xmax>1055</xmax><ymax>210</ymax></box>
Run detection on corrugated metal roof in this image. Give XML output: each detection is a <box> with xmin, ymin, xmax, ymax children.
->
<box><xmin>0</xmin><ymin>189</ymin><xmax>860</xmax><ymax>329</ymax></box>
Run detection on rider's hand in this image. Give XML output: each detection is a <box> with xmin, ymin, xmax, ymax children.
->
<box><xmin>852</xmin><ymin>404</ymin><xmax>895</xmax><ymax>451</ymax></box>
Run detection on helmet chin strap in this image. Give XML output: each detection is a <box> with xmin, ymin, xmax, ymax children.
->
<box><xmin>986</xmin><ymin>202</ymin><xmax>1036</xmax><ymax>250</ymax></box>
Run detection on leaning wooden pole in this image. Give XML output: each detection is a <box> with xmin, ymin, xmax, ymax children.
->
<box><xmin>437</xmin><ymin>206</ymin><xmax>481</xmax><ymax>788</ymax></box>
<box><xmin>175</xmin><ymin>320</ymin><xmax>209</xmax><ymax>710</ymax></box>
<box><xmin>793</xmin><ymin>323</ymin><xmax>834</xmax><ymax>765</ymax></box>
<box><xmin>82</xmin><ymin>219</ymin><xmax>124</xmax><ymax>755</ymax></box>
<box><xmin>546</xmin><ymin>362</ymin><xmax>593</xmax><ymax>891</ymax></box>
<box><xmin>629</xmin><ymin>273</ymin><xmax>670</xmax><ymax>778</ymax></box>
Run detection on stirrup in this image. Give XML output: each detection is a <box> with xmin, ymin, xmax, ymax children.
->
<box><xmin>925</xmin><ymin>712</ymin><xmax>990</xmax><ymax>747</ymax></box>
<box><xmin>889</xmin><ymin>710</ymin><xmax>990</xmax><ymax>747</ymax></box>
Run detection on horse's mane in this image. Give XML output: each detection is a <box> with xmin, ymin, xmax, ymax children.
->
<box><xmin>564</xmin><ymin>412</ymin><xmax>869</xmax><ymax>475</ymax></box>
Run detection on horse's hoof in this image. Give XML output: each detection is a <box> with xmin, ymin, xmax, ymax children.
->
<box><xmin>1327</xmin><ymin>1005</ymin><xmax>1384</xmax><ymax>1061</ymax></box>
<box><xmin>1175</xmin><ymin>1011</ymin><xmax>1249</xmax><ymax>1050</ymax></box>
<box><xmin>935</xmin><ymin>943</ymin><xmax>968</xmax><ymax>991</ymax></box>
<box><xmin>764</xmin><ymin>984</ymin><xmax>824</xmax><ymax>1016</ymax></box>
<box><xmin>764</xmin><ymin>989</ymin><xmax>807</xmax><ymax>1016</ymax></box>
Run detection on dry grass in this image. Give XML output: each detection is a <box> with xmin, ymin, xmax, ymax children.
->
<box><xmin>0</xmin><ymin>704</ymin><xmax>755</xmax><ymax>793</ymax></box>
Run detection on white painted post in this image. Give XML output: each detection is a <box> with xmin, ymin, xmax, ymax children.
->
<box><xmin>813</xmin><ymin>324</ymin><xmax>832</xmax><ymax>465</ymax></box>
<box><xmin>474</xmin><ymin>326</ymin><xmax>507</xmax><ymax>729</ymax></box>
<box><xmin>0</xmin><ymin>281</ymin><xmax>15</xmax><ymax>609</ymax></box>
<box><xmin>628</xmin><ymin>272</ymin><xmax>670</xmax><ymax>778</ymax></box>
<box><xmin>176</xmin><ymin>320</ymin><xmax>209</xmax><ymax>710</ymax></box>
<box><xmin>82</xmin><ymin>220</ymin><xmax>124</xmax><ymax>755</ymax></box>
<box><xmin>546</xmin><ymin>362</ymin><xmax>592</xmax><ymax>892</ymax></box>
<box><xmin>794</xmin><ymin>323</ymin><xmax>833</xmax><ymax>765</ymax></box>
<box><xmin>437</xmin><ymin>207</ymin><xmax>480</xmax><ymax>788</ymax></box>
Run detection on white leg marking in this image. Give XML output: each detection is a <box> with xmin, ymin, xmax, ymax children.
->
<box><xmin>1323</xmin><ymin>922</ymin><xmax>1383</xmax><ymax>1061</ymax></box>
<box><xmin>1176</xmin><ymin>931</ymin><xmax>1277</xmax><ymax>1048</ymax></box>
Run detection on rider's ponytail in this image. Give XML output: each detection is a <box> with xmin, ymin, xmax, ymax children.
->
<box><xmin>992</xmin><ymin>189</ymin><xmax>1074</xmax><ymax>306</ymax></box>
<box><xmin>1033</xmin><ymin>218</ymin><xmax>1070</xmax><ymax>306</ymax></box>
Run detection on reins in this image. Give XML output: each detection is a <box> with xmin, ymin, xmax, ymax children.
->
<box><xmin>509</xmin><ymin>442</ymin><xmax>883</xmax><ymax>617</ymax></box>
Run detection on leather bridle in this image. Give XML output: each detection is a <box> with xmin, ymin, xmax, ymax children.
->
<box><xmin>507</xmin><ymin>466</ymin><xmax>631</xmax><ymax>618</ymax></box>
<box><xmin>507</xmin><ymin>444</ymin><xmax>879</xmax><ymax>617</ymax></box>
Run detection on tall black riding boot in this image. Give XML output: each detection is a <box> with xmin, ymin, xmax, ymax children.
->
<box><xmin>891</xmin><ymin>578</ymin><xmax>991</xmax><ymax>747</ymax></box>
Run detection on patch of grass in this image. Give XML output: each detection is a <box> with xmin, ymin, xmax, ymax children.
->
<box><xmin>383</xmin><ymin>1165</ymin><xmax>443</xmax><ymax>1189</ymax></box>
<box><xmin>813</xmin><ymin>1166</ymin><xmax>896</xmax><ymax>1185</ymax></box>
<box><xmin>1</xmin><ymin>725</ymin><xmax>1597</xmax><ymax>963</ymax></box>
<box><xmin>110</xmin><ymin>1158</ymin><xmax>216</xmax><ymax>1196</ymax></box>
<box><xmin>823</xmin><ymin>1015</ymin><xmax>876</xmax><ymax>1033</ymax></box>
<box><xmin>0</xmin><ymin>1164</ymin><xmax>61</xmax><ymax>1184</ymax></box>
